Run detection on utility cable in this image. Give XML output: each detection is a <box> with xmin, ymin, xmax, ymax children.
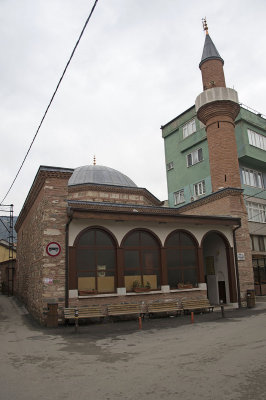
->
<box><xmin>243</xmin><ymin>188</ymin><xmax>266</xmax><ymax>201</ymax></box>
<box><xmin>0</xmin><ymin>0</ymin><xmax>99</xmax><ymax>205</ymax></box>
<box><xmin>0</xmin><ymin>218</ymin><xmax>10</xmax><ymax>233</ymax></box>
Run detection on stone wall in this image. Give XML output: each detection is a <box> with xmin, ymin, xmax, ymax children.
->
<box><xmin>68</xmin><ymin>184</ymin><xmax>160</xmax><ymax>206</ymax></box>
<box><xmin>16</xmin><ymin>175</ymin><xmax>69</xmax><ymax>324</ymax></box>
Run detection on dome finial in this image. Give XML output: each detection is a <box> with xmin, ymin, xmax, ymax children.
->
<box><xmin>202</xmin><ymin>17</ymin><xmax>208</xmax><ymax>35</ymax></box>
<box><xmin>93</xmin><ymin>155</ymin><xmax>96</xmax><ymax>165</ymax></box>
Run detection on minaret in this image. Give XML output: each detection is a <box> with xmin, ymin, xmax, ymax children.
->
<box><xmin>195</xmin><ymin>19</ymin><xmax>241</xmax><ymax>192</ymax></box>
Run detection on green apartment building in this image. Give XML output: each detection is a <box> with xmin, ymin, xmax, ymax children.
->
<box><xmin>162</xmin><ymin>104</ymin><xmax>266</xmax><ymax>294</ymax></box>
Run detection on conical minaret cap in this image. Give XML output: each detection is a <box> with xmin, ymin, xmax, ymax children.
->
<box><xmin>199</xmin><ymin>34</ymin><xmax>224</xmax><ymax>68</ymax></box>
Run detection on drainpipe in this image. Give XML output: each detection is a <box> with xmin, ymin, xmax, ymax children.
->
<box><xmin>65</xmin><ymin>208</ymin><xmax>73</xmax><ymax>308</ymax></box>
<box><xmin>233</xmin><ymin>221</ymin><xmax>242</xmax><ymax>308</ymax></box>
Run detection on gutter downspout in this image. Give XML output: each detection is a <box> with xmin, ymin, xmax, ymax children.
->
<box><xmin>65</xmin><ymin>208</ymin><xmax>73</xmax><ymax>308</ymax></box>
<box><xmin>233</xmin><ymin>221</ymin><xmax>242</xmax><ymax>308</ymax></box>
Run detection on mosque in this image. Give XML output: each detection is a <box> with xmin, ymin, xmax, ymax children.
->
<box><xmin>14</xmin><ymin>24</ymin><xmax>255</xmax><ymax>324</ymax></box>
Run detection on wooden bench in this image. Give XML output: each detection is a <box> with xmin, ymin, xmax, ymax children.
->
<box><xmin>107</xmin><ymin>303</ymin><xmax>142</xmax><ymax>319</ymax></box>
<box><xmin>147</xmin><ymin>301</ymin><xmax>182</xmax><ymax>317</ymax></box>
<box><xmin>182</xmin><ymin>299</ymin><xmax>214</xmax><ymax>314</ymax></box>
<box><xmin>64</xmin><ymin>306</ymin><xmax>105</xmax><ymax>331</ymax></box>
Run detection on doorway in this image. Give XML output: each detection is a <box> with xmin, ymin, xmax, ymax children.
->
<box><xmin>218</xmin><ymin>281</ymin><xmax>226</xmax><ymax>304</ymax></box>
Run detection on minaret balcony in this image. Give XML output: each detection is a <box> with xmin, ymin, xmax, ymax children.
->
<box><xmin>195</xmin><ymin>87</ymin><xmax>240</xmax><ymax>125</ymax></box>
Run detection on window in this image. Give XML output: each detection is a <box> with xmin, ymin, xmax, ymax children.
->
<box><xmin>123</xmin><ymin>230</ymin><xmax>160</xmax><ymax>291</ymax></box>
<box><xmin>246</xmin><ymin>201</ymin><xmax>266</xmax><ymax>223</ymax></box>
<box><xmin>167</xmin><ymin>161</ymin><xmax>174</xmax><ymax>171</ymax></box>
<box><xmin>174</xmin><ymin>189</ymin><xmax>185</xmax><ymax>205</ymax></box>
<box><xmin>193</xmin><ymin>180</ymin><xmax>206</xmax><ymax>197</ymax></box>
<box><xmin>165</xmin><ymin>231</ymin><xmax>198</xmax><ymax>288</ymax></box>
<box><xmin>187</xmin><ymin>148</ymin><xmax>203</xmax><ymax>167</ymax></box>
<box><xmin>248</xmin><ymin>129</ymin><xmax>266</xmax><ymax>151</ymax></box>
<box><xmin>251</xmin><ymin>235</ymin><xmax>266</xmax><ymax>252</ymax></box>
<box><xmin>76</xmin><ymin>228</ymin><xmax>116</xmax><ymax>294</ymax></box>
<box><xmin>183</xmin><ymin>119</ymin><xmax>196</xmax><ymax>139</ymax></box>
<box><xmin>242</xmin><ymin>167</ymin><xmax>263</xmax><ymax>188</ymax></box>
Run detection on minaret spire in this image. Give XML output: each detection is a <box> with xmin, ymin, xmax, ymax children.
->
<box><xmin>199</xmin><ymin>19</ymin><xmax>225</xmax><ymax>90</ymax></box>
<box><xmin>202</xmin><ymin>17</ymin><xmax>208</xmax><ymax>35</ymax></box>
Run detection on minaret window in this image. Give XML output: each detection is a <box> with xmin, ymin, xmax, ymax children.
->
<box><xmin>183</xmin><ymin>119</ymin><xmax>196</xmax><ymax>139</ymax></box>
<box><xmin>248</xmin><ymin>129</ymin><xmax>266</xmax><ymax>151</ymax></box>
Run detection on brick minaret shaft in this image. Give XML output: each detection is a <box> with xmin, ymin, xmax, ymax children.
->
<box><xmin>195</xmin><ymin>28</ymin><xmax>241</xmax><ymax>192</ymax></box>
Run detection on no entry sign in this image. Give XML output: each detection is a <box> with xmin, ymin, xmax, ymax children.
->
<box><xmin>46</xmin><ymin>242</ymin><xmax>61</xmax><ymax>257</ymax></box>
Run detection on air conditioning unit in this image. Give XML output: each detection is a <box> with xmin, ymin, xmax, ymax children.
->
<box><xmin>191</xmin><ymin>196</ymin><xmax>199</xmax><ymax>202</ymax></box>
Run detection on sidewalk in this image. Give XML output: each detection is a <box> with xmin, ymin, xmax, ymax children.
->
<box><xmin>3</xmin><ymin>294</ymin><xmax>266</xmax><ymax>338</ymax></box>
<box><xmin>1</xmin><ymin>294</ymin><xmax>266</xmax><ymax>400</ymax></box>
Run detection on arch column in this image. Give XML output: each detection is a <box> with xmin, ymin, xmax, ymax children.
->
<box><xmin>160</xmin><ymin>248</ymin><xmax>168</xmax><ymax>286</ymax></box>
<box><xmin>116</xmin><ymin>247</ymin><xmax>124</xmax><ymax>288</ymax></box>
<box><xmin>227</xmin><ymin>246</ymin><xmax>238</xmax><ymax>303</ymax></box>
<box><xmin>197</xmin><ymin>247</ymin><xmax>205</xmax><ymax>283</ymax></box>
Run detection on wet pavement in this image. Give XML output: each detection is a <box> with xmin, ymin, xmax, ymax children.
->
<box><xmin>1</xmin><ymin>294</ymin><xmax>266</xmax><ymax>399</ymax></box>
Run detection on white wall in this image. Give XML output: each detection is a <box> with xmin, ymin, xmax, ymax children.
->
<box><xmin>69</xmin><ymin>217</ymin><xmax>234</xmax><ymax>248</ymax></box>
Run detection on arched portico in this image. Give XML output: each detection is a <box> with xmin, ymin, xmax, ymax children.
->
<box><xmin>201</xmin><ymin>231</ymin><xmax>237</xmax><ymax>304</ymax></box>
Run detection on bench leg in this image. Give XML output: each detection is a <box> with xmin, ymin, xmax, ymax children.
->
<box><xmin>75</xmin><ymin>317</ymin><xmax>79</xmax><ymax>333</ymax></box>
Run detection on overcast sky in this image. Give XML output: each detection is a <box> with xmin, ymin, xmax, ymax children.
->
<box><xmin>1</xmin><ymin>0</ymin><xmax>266</xmax><ymax>216</ymax></box>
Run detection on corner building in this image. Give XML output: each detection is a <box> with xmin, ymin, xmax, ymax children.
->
<box><xmin>15</xmin><ymin>165</ymin><xmax>241</xmax><ymax>324</ymax></box>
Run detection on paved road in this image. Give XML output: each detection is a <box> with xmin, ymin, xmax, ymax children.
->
<box><xmin>1</xmin><ymin>295</ymin><xmax>266</xmax><ymax>400</ymax></box>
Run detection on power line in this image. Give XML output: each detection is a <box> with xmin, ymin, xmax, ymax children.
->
<box><xmin>0</xmin><ymin>0</ymin><xmax>99</xmax><ymax>205</ymax></box>
<box><xmin>251</xmin><ymin>224</ymin><xmax>266</xmax><ymax>234</ymax></box>
<box><xmin>243</xmin><ymin>188</ymin><xmax>266</xmax><ymax>201</ymax></box>
<box><xmin>0</xmin><ymin>218</ymin><xmax>10</xmax><ymax>233</ymax></box>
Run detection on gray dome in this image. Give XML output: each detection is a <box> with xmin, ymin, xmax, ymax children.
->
<box><xmin>68</xmin><ymin>165</ymin><xmax>137</xmax><ymax>187</ymax></box>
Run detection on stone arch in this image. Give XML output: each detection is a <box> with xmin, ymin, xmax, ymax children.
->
<box><xmin>121</xmin><ymin>228</ymin><xmax>162</xmax><ymax>291</ymax></box>
<box><xmin>164</xmin><ymin>228</ymin><xmax>199</xmax><ymax>248</ymax></box>
<box><xmin>201</xmin><ymin>230</ymin><xmax>237</xmax><ymax>304</ymax></box>
<box><xmin>72</xmin><ymin>226</ymin><xmax>118</xmax><ymax>294</ymax></box>
<box><xmin>164</xmin><ymin>229</ymin><xmax>200</xmax><ymax>289</ymax></box>
<box><xmin>121</xmin><ymin>227</ymin><xmax>162</xmax><ymax>248</ymax></box>
<box><xmin>73</xmin><ymin>225</ymin><xmax>119</xmax><ymax>248</ymax></box>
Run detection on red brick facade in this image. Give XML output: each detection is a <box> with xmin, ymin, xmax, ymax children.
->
<box><xmin>200</xmin><ymin>59</ymin><xmax>226</xmax><ymax>90</ymax></box>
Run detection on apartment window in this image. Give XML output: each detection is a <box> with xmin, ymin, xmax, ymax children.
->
<box><xmin>251</xmin><ymin>235</ymin><xmax>266</xmax><ymax>252</ymax></box>
<box><xmin>174</xmin><ymin>189</ymin><xmax>185</xmax><ymax>205</ymax></box>
<box><xmin>242</xmin><ymin>167</ymin><xmax>263</xmax><ymax>188</ymax></box>
<box><xmin>183</xmin><ymin>119</ymin><xmax>196</xmax><ymax>139</ymax></box>
<box><xmin>193</xmin><ymin>180</ymin><xmax>206</xmax><ymax>197</ymax></box>
<box><xmin>187</xmin><ymin>148</ymin><xmax>203</xmax><ymax>167</ymax></box>
<box><xmin>247</xmin><ymin>129</ymin><xmax>266</xmax><ymax>151</ymax></box>
<box><xmin>167</xmin><ymin>161</ymin><xmax>174</xmax><ymax>171</ymax></box>
<box><xmin>246</xmin><ymin>201</ymin><xmax>266</xmax><ymax>223</ymax></box>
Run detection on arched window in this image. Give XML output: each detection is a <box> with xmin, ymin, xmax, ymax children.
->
<box><xmin>76</xmin><ymin>228</ymin><xmax>116</xmax><ymax>294</ymax></box>
<box><xmin>165</xmin><ymin>231</ymin><xmax>198</xmax><ymax>288</ymax></box>
<box><xmin>123</xmin><ymin>230</ymin><xmax>160</xmax><ymax>291</ymax></box>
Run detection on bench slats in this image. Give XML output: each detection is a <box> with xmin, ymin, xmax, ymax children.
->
<box><xmin>147</xmin><ymin>302</ymin><xmax>182</xmax><ymax>314</ymax></box>
<box><xmin>64</xmin><ymin>306</ymin><xmax>105</xmax><ymax>319</ymax></box>
<box><xmin>107</xmin><ymin>304</ymin><xmax>141</xmax><ymax>316</ymax></box>
<box><xmin>182</xmin><ymin>299</ymin><xmax>214</xmax><ymax>313</ymax></box>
